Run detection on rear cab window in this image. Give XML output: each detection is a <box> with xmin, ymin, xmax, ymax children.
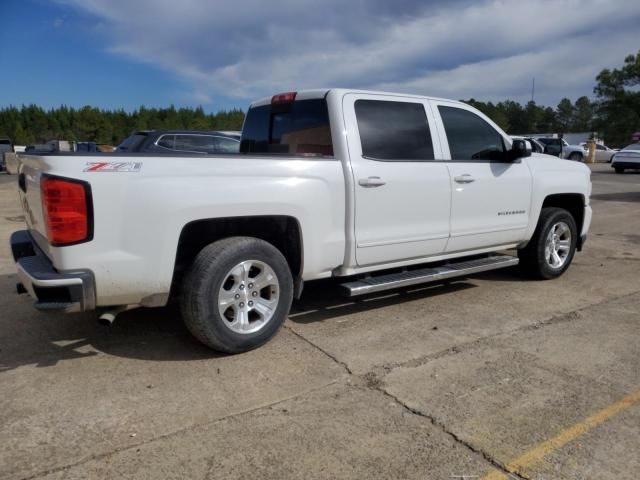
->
<box><xmin>240</xmin><ymin>98</ymin><xmax>333</xmax><ymax>156</ymax></box>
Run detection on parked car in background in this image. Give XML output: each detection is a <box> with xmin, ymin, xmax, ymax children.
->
<box><xmin>0</xmin><ymin>138</ymin><xmax>13</xmax><ymax>171</ymax></box>
<box><xmin>579</xmin><ymin>142</ymin><xmax>617</xmax><ymax>162</ymax></box>
<box><xmin>512</xmin><ymin>136</ymin><xmax>544</xmax><ymax>154</ymax></box>
<box><xmin>116</xmin><ymin>130</ymin><xmax>241</xmax><ymax>154</ymax></box>
<box><xmin>536</xmin><ymin>137</ymin><xmax>584</xmax><ymax>161</ymax></box>
<box><xmin>611</xmin><ymin>143</ymin><xmax>640</xmax><ymax>173</ymax></box>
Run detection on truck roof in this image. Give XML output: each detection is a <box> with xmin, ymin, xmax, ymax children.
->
<box><xmin>249</xmin><ymin>88</ymin><xmax>463</xmax><ymax>108</ymax></box>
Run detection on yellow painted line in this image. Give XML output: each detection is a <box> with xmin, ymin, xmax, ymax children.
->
<box><xmin>482</xmin><ymin>389</ymin><xmax>640</xmax><ymax>480</ymax></box>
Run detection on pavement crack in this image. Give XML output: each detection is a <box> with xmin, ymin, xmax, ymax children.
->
<box><xmin>376</xmin><ymin>386</ymin><xmax>527</xmax><ymax>480</ymax></box>
<box><xmin>284</xmin><ymin>325</ymin><xmax>353</xmax><ymax>375</ymax></box>
<box><xmin>376</xmin><ymin>289</ymin><xmax>640</xmax><ymax>375</ymax></box>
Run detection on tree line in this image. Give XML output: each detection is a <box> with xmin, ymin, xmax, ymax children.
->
<box><xmin>464</xmin><ymin>50</ymin><xmax>639</xmax><ymax>147</ymax></box>
<box><xmin>0</xmin><ymin>105</ymin><xmax>245</xmax><ymax>146</ymax></box>
<box><xmin>1</xmin><ymin>51</ymin><xmax>638</xmax><ymax>148</ymax></box>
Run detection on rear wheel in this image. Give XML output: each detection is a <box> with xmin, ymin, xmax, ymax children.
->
<box><xmin>181</xmin><ymin>237</ymin><xmax>293</xmax><ymax>353</ymax></box>
<box><xmin>614</xmin><ymin>167</ymin><xmax>624</xmax><ymax>174</ymax></box>
<box><xmin>518</xmin><ymin>207</ymin><xmax>577</xmax><ymax>279</ymax></box>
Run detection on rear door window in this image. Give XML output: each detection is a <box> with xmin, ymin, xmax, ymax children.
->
<box><xmin>156</xmin><ymin>135</ymin><xmax>175</xmax><ymax>149</ymax></box>
<box><xmin>212</xmin><ymin>136</ymin><xmax>240</xmax><ymax>153</ymax></box>
<box><xmin>438</xmin><ymin>106</ymin><xmax>506</xmax><ymax>161</ymax></box>
<box><xmin>241</xmin><ymin>99</ymin><xmax>333</xmax><ymax>156</ymax></box>
<box><xmin>173</xmin><ymin>135</ymin><xmax>212</xmax><ymax>153</ymax></box>
<box><xmin>355</xmin><ymin>100</ymin><xmax>434</xmax><ymax>160</ymax></box>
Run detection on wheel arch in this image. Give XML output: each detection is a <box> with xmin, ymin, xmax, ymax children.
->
<box><xmin>540</xmin><ymin>193</ymin><xmax>585</xmax><ymax>249</ymax></box>
<box><xmin>171</xmin><ymin>215</ymin><xmax>304</xmax><ymax>298</ymax></box>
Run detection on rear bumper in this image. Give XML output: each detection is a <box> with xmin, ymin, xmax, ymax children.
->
<box><xmin>11</xmin><ymin>230</ymin><xmax>95</xmax><ymax>312</ymax></box>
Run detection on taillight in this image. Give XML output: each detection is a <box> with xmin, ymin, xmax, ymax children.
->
<box><xmin>41</xmin><ymin>176</ymin><xmax>92</xmax><ymax>246</ymax></box>
<box><xmin>271</xmin><ymin>91</ymin><xmax>297</xmax><ymax>104</ymax></box>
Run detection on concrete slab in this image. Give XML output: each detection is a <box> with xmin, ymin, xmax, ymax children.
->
<box><xmin>383</xmin><ymin>295</ymin><xmax>640</xmax><ymax>479</ymax></box>
<box><xmin>287</xmin><ymin>252</ymin><xmax>640</xmax><ymax>375</ymax></box>
<box><xmin>0</xmin><ymin>300</ymin><xmax>346</xmax><ymax>479</ymax></box>
<box><xmin>37</xmin><ymin>384</ymin><xmax>494</xmax><ymax>480</ymax></box>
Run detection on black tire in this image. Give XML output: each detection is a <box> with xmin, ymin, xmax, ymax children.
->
<box><xmin>181</xmin><ymin>236</ymin><xmax>293</xmax><ymax>353</ymax></box>
<box><xmin>614</xmin><ymin>167</ymin><xmax>624</xmax><ymax>174</ymax></box>
<box><xmin>568</xmin><ymin>152</ymin><xmax>583</xmax><ymax>162</ymax></box>
<box><xmin>518</xmin><ymin>207</ymin><xmax>577</xmax><ymax>279</ymax></box>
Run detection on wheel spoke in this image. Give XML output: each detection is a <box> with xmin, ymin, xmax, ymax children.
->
<box><xmin>231</xmin><ymin>308</ymin><xmax>249</xmax><ymax>331</ymax></box>
<box><xmin>557</xmin><ymin>239</ymin><xmax>571</xmax><ymax>250</ymax></box>
<box><xmin>253</xmin><ymin>271</ymin><xmax>275</xmax><ymax>290</ymax></box>
<box><xmin>556</xmin><ymin>223</ymin><xmax>569</xmax><ymax>237</ymax></box>
<box><xmin>219</xmin><ymin>288</ymin><xmax>236</xmax><ymax>307</ymax></box>
<box><xmin>551</xmin><ymin>250</ymin><xmax>562</xmax><ymax>267</ymax></box>
<box><xmin>253</xmin><ymin>298</ymin><xmax>276</xmax><ymax>320</ymax></box>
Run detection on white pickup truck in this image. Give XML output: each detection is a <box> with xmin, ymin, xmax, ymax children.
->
<box><xmin>11</xmin><ymin>89</ymin><xmax>592</xmax><ymax>353</ymax></box>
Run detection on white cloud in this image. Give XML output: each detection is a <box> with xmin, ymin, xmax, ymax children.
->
<box><xmin>57</xmin><ymin>0</ymin><xmax>640</xmax><ymax>106</ymax></box>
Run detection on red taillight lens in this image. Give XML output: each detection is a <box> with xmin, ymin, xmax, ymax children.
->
<box><xmin>41</xmin><ymin>177</ymin><xmax>91</xmax><ymax>246</ymax></box>
<box><xmin>271</xmin><ymin>91</ymin><xmax>297</xmax><ymax>104</ymax></box>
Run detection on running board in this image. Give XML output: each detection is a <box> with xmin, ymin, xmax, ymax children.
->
<box><xmin>340</xmin><ymin>254</ymin><xmax>519</xmax><ymax>297</ymax></box>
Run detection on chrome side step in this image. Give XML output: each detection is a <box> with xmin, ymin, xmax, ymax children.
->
<box><xmin>340</xmin><ymin>254</ymin><xmax>519</xmax><ymax>297</ymax></box>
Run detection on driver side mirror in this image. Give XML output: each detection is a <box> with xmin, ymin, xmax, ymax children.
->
<box><xmin>510</xmin><ymin>139</ymin><xmax>531</xmax><ymax>160</ymax></box>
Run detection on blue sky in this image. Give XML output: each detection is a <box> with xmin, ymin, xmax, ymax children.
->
<box><xmin>1</xmin><ymin>0</ymin><xmax>639</xmax><ymax>113</ymax></box>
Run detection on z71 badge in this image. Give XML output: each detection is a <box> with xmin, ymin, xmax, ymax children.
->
<box><xmin>84</xmin><ymin>162</ymin><xmax>142</xmax><ymax>172</ymax></box>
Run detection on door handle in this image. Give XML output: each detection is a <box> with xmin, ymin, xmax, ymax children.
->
<box><xmin>454</xmin><ymin>174</ymin><xmax>475</xmax><ymax>184</ymax></box>
<box><xmin>358</xmin><ymin>176</ymin><xmax>386</xmax><ymax>187</ymax></box>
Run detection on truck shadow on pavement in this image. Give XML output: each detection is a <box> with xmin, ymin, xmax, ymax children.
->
<box><xmin>0</xmin><ymin>268</ymin><xmax>527</xmax><ymax>371</ymax></box>
<box><xmin>288</xmin><ymin>280</ymin><xmax>477</xmax><ymax>324</ymax></box>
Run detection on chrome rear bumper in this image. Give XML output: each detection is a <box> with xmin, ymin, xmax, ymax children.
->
<box><xmin>10</xmin><ymin>230</ymin><xmax>95</xmax><ymax>312</ymax></box>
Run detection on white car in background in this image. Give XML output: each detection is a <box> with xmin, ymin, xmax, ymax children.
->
<box><xmin>580</xmin><ymin>142</ymin><xmax>617</xmax><ymax>162</ymax></box>
<box><xmin>536</xmin><ymin>137</ymin><xmax>585</xmax><ymax>161</ymax></box>
<box><xmin>612</xmin><ymin>143</ymin><xmax>640</xmax><ymax>173</ymax></box>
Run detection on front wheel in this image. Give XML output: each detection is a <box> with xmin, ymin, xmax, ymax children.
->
<box><xmin>614</xmin><ymin>167</ymin><xmax>624</xmax><ymax>174</ymax></box>
<box><xmin>568</xmin><ymin>152</ymin><xmax>583</xmax><ymax>162</ymax></box>
<box><xmin>181</xmin><ymin>237</ymin><xmax>294</xmax><ymax>353</ymax></box>
<box><xmin>518</xmin><ymin>207</ymin><xmax>577</xmax><ymax>279</ymax></box>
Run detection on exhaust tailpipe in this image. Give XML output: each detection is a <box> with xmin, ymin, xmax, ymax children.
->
<box><xmin>98</xmin><ymin>305</ymin><xmax>137</xmax><ymax>327</ymax></box>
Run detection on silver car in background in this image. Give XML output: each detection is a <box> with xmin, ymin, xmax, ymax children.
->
<box><xmin>611</xmin><ymin>143</ymin><xmax>640</xmax><ymax>173</ymax></box>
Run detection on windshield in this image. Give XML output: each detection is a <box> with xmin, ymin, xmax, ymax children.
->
<box><xmin>117</xmin><ymin>133</ymin><xmax>148</xmax><ymax>151</ymax></box>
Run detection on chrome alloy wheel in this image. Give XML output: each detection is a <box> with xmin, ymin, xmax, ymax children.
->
<box><xmin>544</xmin><ymin>222</ymin><xmax>572</xmax><ymax>269</ymax></box>
<box><xmin>218</xmin><ymin>260</ymin><xmax>280</xmax><ymax>334</ymax></box>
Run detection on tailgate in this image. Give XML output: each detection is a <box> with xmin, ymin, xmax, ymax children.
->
<box><xmin>18</xmin><ymin>155</ymin><xmax>53</xmax><ymax>255</ymax></box>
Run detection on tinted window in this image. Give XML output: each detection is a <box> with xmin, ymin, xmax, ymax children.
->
<box><xmin>439</xmin><ymin>106</ymin><xmax>506</xmax><ymax>161</ymax></box>
<box><xmin>173</xmin><ymin>135</ymin><xmax>212</xmax><ymax>153</ymax></box>
<box><xmin>156</xmin><ymin>135</ymin><xmax>175</xmax><ymax>149</ymax></box>
<box><xmin>354</xmin><ymin>100</ymin><xmax>434</xmax><ymax>160</ymax></box>
<box><xmin>241</xmin><ymin>99</ymin><xmax>333</xmax><ymax>156</ymax></box>
<box><xmin>117</xmin><ymin>133</ymin><xmax>148</xmax><ymax>151</ymax></box>
<box><xmin>212</xmin><ymin>136</ymin><xmax>240</xmax><ymax>153</ymax></box>
<box><xmin>596</xmin><ymin>144</ymin><xmax>606</xmax><ymax>151</ymax></box>
<box><xmin>536</xmin><ymin>138</ymin><xmax>561</xmax><ymax>147</ymax></box>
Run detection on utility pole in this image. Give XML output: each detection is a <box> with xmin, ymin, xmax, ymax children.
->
<box><xmin>531</xmin><ymin>77</ymin><xmax>535</xmax><ymax>103</ymax></box>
